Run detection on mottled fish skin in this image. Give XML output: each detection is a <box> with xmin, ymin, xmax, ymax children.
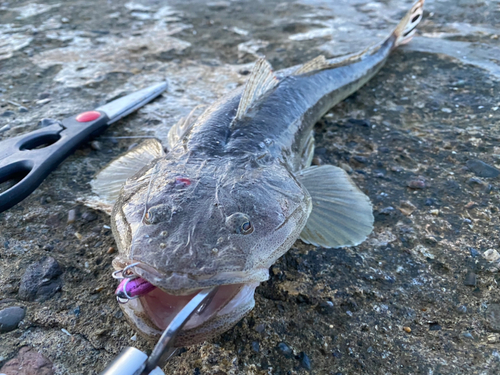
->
<box><xmin>97</xmin><ymin>0</ymin><xmax>425</xmax><ymax>345</ymax></box>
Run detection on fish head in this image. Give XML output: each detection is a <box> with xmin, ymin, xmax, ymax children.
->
<box><xmin>111</xmin><ymin>156</ymin><xmax>311</xmax><ymax>345</ymax></box>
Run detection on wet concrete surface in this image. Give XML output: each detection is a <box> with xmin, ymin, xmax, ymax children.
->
<box><xmin>1</xmin><ymin>0</ymin><xmax>500</xmax><ymax>374</ymax></box>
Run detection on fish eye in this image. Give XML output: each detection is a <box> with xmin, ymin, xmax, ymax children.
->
<box><xmin>240</xmin><ymin>221</ymin><xmax>253</xmax><ymax>235</ymax></box>
<box><xmin>144</xmin><ymin>210</ymin><xmax>154</xmax><ymax>224</ymax></box>
<box><xmin>143</xmin><ymin>204</ymin><xmax>171</xmax><ymax>225</ymax></box>
<box><xmin>226</xmin><ymin>212</ymin><xmax>254</xmax><ymax>235</ymax></box>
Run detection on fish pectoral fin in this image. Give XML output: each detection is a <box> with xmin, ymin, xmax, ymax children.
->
<box><xmin>234</xmin><ymin>58</ymin><xmax>279</xmax><ymax>122</ymax></box>
<box><xmin>297</xmin><ymin>165</ymin><xmax>374</xmax><ymax>248</ymax></box>
<box><xmin>90</xmin><ymin>139</ymin><xmax>166</xmax><ymax>212</ymax></box>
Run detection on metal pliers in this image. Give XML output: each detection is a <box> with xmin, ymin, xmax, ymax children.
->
<box><xmin>101</xmin><ymin>287</ymin><xmax>218</xmax><ymax>375</ymax></box>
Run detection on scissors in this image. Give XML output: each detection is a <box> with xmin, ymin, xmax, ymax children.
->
<box><xmin>0</xmin><ymin>82</ymin><xmax>168</xmax><ymax>213</ymax></box>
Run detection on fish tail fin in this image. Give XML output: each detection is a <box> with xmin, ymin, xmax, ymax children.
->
<box><xmin>392</xmin><ymin>0</ymin><xmax>425</xmax><ymax>48</ymax></box>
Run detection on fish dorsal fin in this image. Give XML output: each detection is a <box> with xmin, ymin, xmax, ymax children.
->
<box><xmin>297</xmin><ymin>165</ymin><xmax>373</xmax><ymax>248</ymax></box>
<box><xmin>167</xmin><ymin>105</ymin><xmax>204</xmax><ymax>149</ymax></box>
<box><xmin>293</xmin><ymin>55</ymin><xmax>328</xmax><ymax>75</ymax></box>
<box><xmin>89</xmin><ymin>139</ymin><xmax>165</xmax><ymax>213</ymax></box>
<box><xmin>234</xmin><ymin>58</ymin><xmax>279</xmax><ymax>121</ymax></box>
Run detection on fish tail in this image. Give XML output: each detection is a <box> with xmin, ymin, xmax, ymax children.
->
<box><xmin>392</xmin><ymin>0</ymin><xmax>425</xmax><ymax>48</ymax></box>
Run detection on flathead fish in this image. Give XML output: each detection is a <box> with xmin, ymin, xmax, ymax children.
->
<box><xmin>91</xmin><ymin>0</ymin><xmax>425</xmax><ymax>346</ymax></box>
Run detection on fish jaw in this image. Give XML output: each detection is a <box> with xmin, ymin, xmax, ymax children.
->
<box><xmin>117</xmin><ymin>278</ymin><xmax>259</xmax><ymax>346</ymax></box>
<box><xmin>112</xmin><ymin>258</ymin><xmax>266</xmax><ymax>345</ymax></box>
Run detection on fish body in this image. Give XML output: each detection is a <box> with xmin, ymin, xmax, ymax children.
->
<box><xmin>91</xmin><ymin>0</ymin><xmax>425</xmax><ymax>346</ymax></box>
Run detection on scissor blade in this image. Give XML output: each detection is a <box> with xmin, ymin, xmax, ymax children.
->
<box><xmin>97</xmin><ymin>82</ymin><xmax>168</xmax><ymax>125</ymax></box>
<box><xmin>143</xmin><ymin>287</ymin><xmax>219</xmax><ymax>373</ymax></box>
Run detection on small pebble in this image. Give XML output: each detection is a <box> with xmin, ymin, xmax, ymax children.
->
<box><xmin>18</xmin><ymin>257</ymin><xmax>62</xmax><ymax>302</ymax></box>
<box><xmin>469</xmin><ymin>248</ymin><xmax>479</xmax><ymax>257</ymax></box>
<box><xmin>430</xmin><ymin>209</ymin><xmax>439</xmax><ymax>216</ymax></box>
<box><xmin>207</xmin><ymin>1</ymin><xmax>230</xmax><ymax>10</ymax></box>
<box><xmin>488</xmin><ymin>334</ymin><xmax>500</xmax><ymax>344</ymax></box>
<box><xmin>38</xmin><ymin>118</ymin><xmax>60</xmax><ymax>128</ymax></box>
<box><xmin>429</xmin><ymin>322</ymin><xmax>441</xmax><ymax>331</ymax></box>
<box><xmin>487</xmin><ymin>304</ymin><xmax>500</xmax><ymax>332</ymax></box>
<box><xmin>298</xmin><ymin>352</ymin><xmax>311</xmax><ymax>371</ymax></box>
<box><xmin>483</xmin><ymin>249</ymin><xmax>500</xmax><ymax>262</ymax></box>
<box><xmin>460</xmin><ymin>332</ymin><xmax>474</xmax><ymax>340</ymax></box>
<box><xmin>254</xmin><ymin>323</ymin><xmax>265</xmax><ymax>333</ymax></box>
<box><xmin>61</xmin><ymin>328</ymin><xmax>71</xmax><ymax>336</ymax></box>
<box><xmin>399</xmin><ymin>201</ymin><xmax>416</xmax><ymax>216</ymax></box>
<box><xmin>457</xmin><ymin>305</ymin><xmax>467</xmax><ymax>314</ymax></box>
<box><xmin>463</xmin><ymin>271</ymin><xmax>476</xmax><ymax>287</ymax></box>
<box><xmin>36</xmin><ymin>98</ymin><xmax>51</xmax><ymax>105</ymax></box>
<box><xmin>403</xmin><ymin>326</ymin><xmax>411</xmax><ymax>333</ymax></box>
<box><xmin>466</xmin><ymin>159</ymin><xmax>500</xmax><ymax>178</ymax></box>
<box><xmin>18</xmin><ymin>106</ymin><xmax>28</xmax><ymax>112</ymax></box>
<box><xmin>38</xmin><ymin>92</ymin><xmax>50</xmax><ymax>99</ymax></box>
<box><xmin>312</xmin><ymin>156</ymin><xmax>322</xmax><ymax>165</ymax></box>
<box><xmin>468</xmin><ymin>177</ymin><xmax>484</xmax><ymax>185</ymax></box>
<box><xmin>380</xmin><ymin>206</ymin><xmax>395</xmax><ymax>215</ymax></box>
<box><xmin>391</xmin><ymin>165</ymin><xmax>404</xmax><ymax>173</ymax></box>
<box><xmin>251</xmin><ymin>341</ymin><xmax>260</xmax><ymax>353</ymax></box>
<box><xmin>1</xmin><ymin>110</ymin><xmax>14</xmax><ymax>117</ymax></box>
<box><xmin>0</xmin><ymin>124</ymin><xmax>11</xmax><ymax>133</ymax></box>
<box><xmin>0</xmin><ymin>306</ymin><xmax>26</xmax><ymax>333</ymax></box>
<box><xmin>67</xmin><ymin>209</ymin><xmax>76</xmax><ymax>224</ymax></box>
<box><xmin>90</xmin><ymin>141</ymin><xmax>102</xmax><ymax>151</ymax></box>
<box><xmin>61</xmin><ymin>17</ymin><xmax>69</xmax><ymax>23</ymax></box>
<box><xmin>316</xmin><ymin>300</ymin><xmax>334</xmax><ymax>315</ymax></box>
<box><xmin>131</xmin><ymin>334</ymin><xmax>137</xmax><ymax>341</ymax></box>
<box><xmin>339</xmin><ymin>162</ymin><xmax>352</xmax><ymax>173</ymax></box>
<box><xmin>347</xmin><ymin>118</ymin><xmax>370</xmax><ymax>127</ymax></box>
<box><xmin>82</xmin><ymin>212</ymin><xmax>97</xmax><ymax>222</ymax></box>
<box><xmin>0</xmin><ymin>347</ymin><xmax>54</xmax><ymax>375</ymax></box>
<box><xmin>407</xmin><ymin>179</ymin><xmax>426</xmax><ymax>189</ymax></box>
<box><xmin>425</xmin><ymin>198</ymin><xmax>437</xmax><ymax>206</ymax></box>
<box><xmin>441</xmin><ymin>107</ymin><xmax>452</xmax><ymax>113</ymax></box>
<box><xmin>107</xmin><ymin>247</ymin><xmax>116</xmax><ymax>254</ymax></box>
<box><xmin>353</xmin><ymin>155</ymin><xmax>368</xmax><ymax>164</ymax></box>
<box><xmin>74</xmin><ymin>232</ymin><xmax>83</xmax><ymax>240</ymax></box>
<box><xmin>465</xmin><ymin>201</ymin><xmax>477</xmax><ymax>209</ymax></box>
<box><xmin>277</xmin><ymin>342</ymin><xmax>293</xmax><ymax>358</ymax></box>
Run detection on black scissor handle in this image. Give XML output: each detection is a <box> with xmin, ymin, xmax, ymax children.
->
<box><xmin>0</xmin><ymin>112</ymin><xmax>110</xmax><ymax>213</ymax></box>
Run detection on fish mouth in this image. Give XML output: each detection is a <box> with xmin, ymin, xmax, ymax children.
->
<box><xmin>138</xmin><ymin>282</ymin><xmax>257</xmax><ymax>331</ymax></box>
<box><xmin>112</xmin><ymin>259</ymin><xmax>263</xmax><ymax>344</ymax></box>
<box><xmin>116</xmin><ymin>275</ymin><xmax>259</xmax><ymax>345</ymax></box>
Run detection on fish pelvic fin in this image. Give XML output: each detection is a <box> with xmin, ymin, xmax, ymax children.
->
<box><xmin>234</xmin><ymin>58</ymin><xmax>279</xmax><ymax>122</ymax></box>
<box><xmin>297</xmin><ymin>165</ymin><xmax>374</xmax><ymax>249</ymax></box>
<box><xmin>393</xmin><ymin>0</ymin><xmax>425</xmax><ymax>47</ymax></box>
